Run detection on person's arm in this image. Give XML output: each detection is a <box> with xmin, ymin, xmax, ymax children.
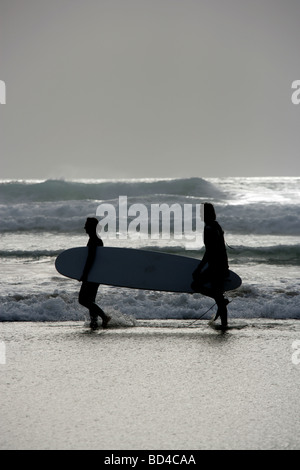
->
<box><xmin>79</xmin><ymin>244</ymin><xmax>97</xmax><ymax>282</ymax></box>
<box><xmin>192</xmin><ymin>250</ymin><xmax>208</xmax><ymax>280</ymax></box>
<box><xmin>192</xmin><ymin>225</ymin><xmax>215</xmax><ymax>279</ymax></box>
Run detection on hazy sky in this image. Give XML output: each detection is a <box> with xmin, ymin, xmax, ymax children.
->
<box><xmin>1</xmin><ymin>0</ymin><xmax>300</xmax><ymax>179</ymax></box>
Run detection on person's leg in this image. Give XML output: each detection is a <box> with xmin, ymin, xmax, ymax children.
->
<box><xmin>191</xmin><ymin>268</ymin><xmax>229</xmax><ymax>328</ymax></box>
<box><xmin>214</xmin><ymin>294</ymin><xmax>229</xmax><ymax>328</ymax></box>
<box><xmin>79</xmin><ymin>282</ymin><xmax>110</xmax><ymax>328</ymax></box>
<box><xmin>198</xmin><ymin>273</ymin><xmax>229</xmax><ymax>327</ymax></box>
<box><xmin>210</xmin><ymin>272</ymin><xmax>228</xmax><ymax>328</ymax></box>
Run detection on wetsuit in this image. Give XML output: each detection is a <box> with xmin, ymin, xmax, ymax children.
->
<box><xmin>192</xmin><ymin>220</ymin><xmax>229</xmax><ymax>326</ymax></box>
<box><xmin>78</xmin><ymin>236</ymin><xmax>106</xmax><ymax>323</ymax></box>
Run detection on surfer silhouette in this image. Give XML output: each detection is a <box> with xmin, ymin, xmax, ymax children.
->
<box><xmin>78</xmin><ymin>217</ymin><xmax>111</xmax><ymax>330</ymax></box>
<box><xmin>191</xmin><ymin>203</ymin><xmax>229</xmax><ymax>329</ymax></box>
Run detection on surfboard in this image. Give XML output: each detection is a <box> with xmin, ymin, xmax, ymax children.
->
<box><xmin>55</xmin><ymin>246</ymin><xmax>242</xmax><ymax>294</ymax></box>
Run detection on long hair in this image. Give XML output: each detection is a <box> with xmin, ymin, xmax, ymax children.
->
<box><xmin>204</xmin><ymin>203</ymin><xmax>216</xmax><ymax>224</ymax></box>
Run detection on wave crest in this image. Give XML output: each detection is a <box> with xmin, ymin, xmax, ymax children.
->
<box><xmin>0</xmin><ymin>177</ymin><xmax>224</xmax><ymax>203</ymax></box>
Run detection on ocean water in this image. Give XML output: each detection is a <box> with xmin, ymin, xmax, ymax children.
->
<box><xmin>0</xmin><ymin>176</ymin><xmax>299</xmax><ymax>322</ymax></box>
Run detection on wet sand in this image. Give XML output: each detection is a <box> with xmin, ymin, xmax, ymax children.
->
<box><xmin>0</xmin><ymin>319</ymin><xmax>299</xmax><ymax>450</ymax></box>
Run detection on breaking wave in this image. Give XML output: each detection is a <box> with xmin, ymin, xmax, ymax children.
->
<box><xmin>0</xmin><ymin>177</ymin><xmax>224</xmax><ymax>203</ymax></box>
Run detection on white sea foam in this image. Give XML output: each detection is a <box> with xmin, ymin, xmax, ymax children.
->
<box><xmin>0</xmin><ymin>283</ymin><xmax>299</xmax><ymax>322</ymax></box>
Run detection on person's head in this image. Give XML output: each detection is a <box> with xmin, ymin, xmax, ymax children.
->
<box><xmin>203</xmin><ymin>203</ymin><xmax>216</xmax><ymax>224</ymax></box>
<box><xmin>84</xmin><ymin>217</ymin><xmax>99</xmax><ymax>236</ymax></box>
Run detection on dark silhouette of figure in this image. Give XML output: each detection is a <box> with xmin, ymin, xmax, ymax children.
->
<box><xmin>78</xmin><ymin>217</ymin><xmax>111</xmax><ymax>330</ymax></box>
<box><xmin>191</xmin><ymin>203</ymin><xmax>229</xmax><ymax>328</ymax></box>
